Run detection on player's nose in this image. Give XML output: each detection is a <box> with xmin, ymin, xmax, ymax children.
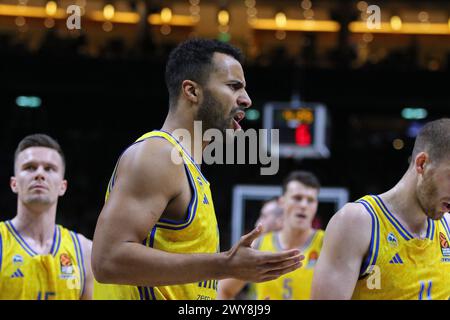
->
<box><xmin>238</xmin><ymin>91</ymin><xmax>252</xmax><ymax>109</ymax></box>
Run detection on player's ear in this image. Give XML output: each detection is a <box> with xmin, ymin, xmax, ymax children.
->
<box><xmin>181</xmin><ymin>80</ymin><xmax>200</xmax><ymax>104</ymax></box>
<box><xmin>10</xmin><ymin>176</ymin><xmax>18</xmax><ymax>194</ymax></box>
<box><xmin>59</xmin><ymin>179</ymin><xmax>68</xmax><ymax>196</ymax></box>
<box><xmin>414</xmin><ymin>152</ymin><xmax>428</xmax><ymax>175</ymax></box>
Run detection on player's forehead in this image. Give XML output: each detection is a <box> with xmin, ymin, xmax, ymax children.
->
<box><xmin>16</xmin><ymin>147</ymin><xmax>63</xmax><ymax>167</ymax></box>
<box><xmin>211</xmin><ymin>52</ymin><xmax>246</xmax><ymax>84</ymax></box>
<box><xmin>285</xmin><ymin>180</ymin><xmax>318</xmax><ymax>197</ymax></box>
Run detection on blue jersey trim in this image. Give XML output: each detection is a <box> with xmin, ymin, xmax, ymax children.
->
<box><xmin>427</xmin><ymin>281</ymin><xmax>432</xmax><ymax>300</ymax></box>
<box><xmin>430</xmin><ymin>219</ymin><xmax>435</xmax><ymax>241</ymax></box>
<box><xmin>155</xmin><ymin>130</ymin><xmax>209</xmax><ymax>185</ymax></box>
<box><xmin>357</xmin><ymin>200</ymin><xmax>380</xmax><ymax>277</ymax></box>
<box><xmin>50</xmin><ymin>226</ymin><xmax>62</xmax><ymax>257</ymax></box>
<box><xmin>5</xmin><ymin>221</ymin><xmax>37</xmax><ymax>257</ymax></box>
<box><xmin>441</xmin><ymin>218</ymin><xmax>450</xmax><ymax>240</ymax></box>
<box><xmin>70</xmin><ymin>232</ymin><xmax>86</xmax><ymax>299</ymax></box>
<box><xmin>373</xmin><ymin>195</ymin><xmax>413</xmax><ymax>240</ymax></box>
<box><xmin>137</xmin><ymin>286</ymin><xmax>144</xmax><ymax>300</ymax></box>
<box><xmin>156</xmin><ymin>164</ymin><xmax>199</xmax><ymax>230</ymax></box>
<box><xmin>419</xmin><ymin>282</ymin><xmax>425</xmax><ymax>300</ymax></box>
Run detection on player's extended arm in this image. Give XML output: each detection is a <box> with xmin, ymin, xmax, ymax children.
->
<box><xmin>310</xmin><ymin>203</ymin><xmax>372</xmax><ymax>300</ymax></box>
<box><xmin>79</xmin><ymin>235</ymin><xmax>93</xmax><ymax>300</ymax></box>
<box><xmin>92</xmin><ymin>139</ymin><xmax>303</xmax><ymax>287</ymax></box>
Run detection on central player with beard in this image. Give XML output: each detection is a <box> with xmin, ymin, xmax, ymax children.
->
<box><xmin>91</xmin><ymin>39</ymin><xmax>303</xmax><ymax>300</ymax></box>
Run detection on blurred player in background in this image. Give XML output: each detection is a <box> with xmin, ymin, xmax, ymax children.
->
<box><xmin>218</xmin><ymin>171</ymin><xmax>324</xmax><ymax>300</ymax></box>
<box><xmin>312</xmin><ymin>118</ymin><xmax>450</xmax><ymax>299</ymax></box>
<box><xmin>255</xmin><ymin>197</ymin><xmax>283</xmax><ymax>233</ymax></box>
<box><xmin>91</xmin><ymin>38</ymin><xmax>303</xmax><ymax>300</ymax></box>
<box><xmin>0</xmin><ymin>134</ymin><xmax>93</xmax><ymax>300</ymax></box>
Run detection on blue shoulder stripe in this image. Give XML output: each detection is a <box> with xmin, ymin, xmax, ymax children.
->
<box><xmin>441</xmin><ymin>218</ymin><xmax>450</xmax><ymax>239</ymax></box>
<box><xmin>156</xmin><ymin>164</ymin><xmax>198</xmax><ymax>230</ymax></box>
<box><xmin>156</xmin><ymin>130</ymin><xmax>210</xmax><ymax>184</ymax></box>
<box><xmin>372</xmin><ymin>195</ymin><xmax>413</xmax><ymax>240</ymax></box>
<box><xmin>356</xmin><ymin>200</ymin><xmax>380</xmax><ymax>277</ymax></box>
<box><xmin>5</xmin><ymin>221</ymin><xmax>37</xmax><ymax>257</ymax></box>
<box><xmin>70</xmin><ymin>232</ymin><xmax>86</xmax><ymax>299</ymax></box>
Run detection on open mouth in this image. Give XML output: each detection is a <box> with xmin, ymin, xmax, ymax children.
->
<box><xmin>296</xmin><ymin>213</ymin><xmax>307</xmax><ymax>219</ymax></box>
<box><xmin>443</xmin><ymin>202</ymin><xmax>450</xmax><ymax>212</ymax></box>
<box><xmin>232</xmin><ymin>111</ymin><xmax>245</xmax><ymax>130</ymax></box>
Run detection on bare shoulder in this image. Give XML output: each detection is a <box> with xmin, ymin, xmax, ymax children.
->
<box><xmin>324</xmin><ymin>202</ymin><xmax>373</xmax><ymax>255</ymax></box>
<box><xmin>328</xmin><ymin>202</ymin><xmax>372</xmax><ymax>232</ymax></box>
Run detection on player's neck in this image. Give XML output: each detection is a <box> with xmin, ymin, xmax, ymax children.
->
<box><xmin>12</xmin><ymin>202</ymin><xmax>57</xmax><ymax>252</ymax></box>
<box><xmin>162</xmin><ymin>112</ymin><xmax>207</xmax><ymax>164</ymax></box>
<box><xmin>279</xmin><ymin>227</ymin><xmax>314</xmax><ymax>249</ymax></box>
<box><xmin>380</xmin><ymin>172</ymin><xmax>428</xmax><ymax>238</ymax></box>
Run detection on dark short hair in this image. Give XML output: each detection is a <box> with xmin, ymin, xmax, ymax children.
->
<box><xmin>165</xmin><ymin>38</ymin><xmax>243</xmax><ymax>108</ymax></box>
<box><xmin>282</xmin><ymin>171</ymin><xmax>321</xmax><ymax>194</ymax></box>
<box><xmin>14</xmin><ymin>134</ymin><xmax>65</xmax><ymax>172</ymax></box>
<box><xmin>411</xmin><ymin>118</ymin><xmax>450</xmax><ymax>164</ymax></box>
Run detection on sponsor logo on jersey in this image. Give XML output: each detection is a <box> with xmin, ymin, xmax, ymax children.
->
<box><xmin>12</xmin><ymin>254</ymin><xmax>24</xmax><ymax>266</ymax></box>
<box><xmin>387</xmin><ymin>232</ymin><xmax>398</xmax><ymax>248</ymax></box>
<box><xmin>59</xmin><ymin>253</ymin><xmax>75</xmax><ymax>279</ymax></box>
<box><xmin>439</xmin><ymin>232</ymin><xmax>450</xmax><ymax>257</ymax></box>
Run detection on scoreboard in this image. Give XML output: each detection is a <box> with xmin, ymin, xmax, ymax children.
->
<box><xmin>262</xmin><ymin>101</ymin><xmax>330</xmax><ymax>159</ymax></box>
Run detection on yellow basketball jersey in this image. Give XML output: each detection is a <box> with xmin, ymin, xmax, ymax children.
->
<box><xmin>352</xmin><ymin>195</ymin><xmax>450</xmax><ymax>300</ymax></box>
<box><xmin>253</xmin><ymin>229</ymin><xmax>324</xmax><ymax>300</ymax></box>
<box><xmin>93</xmin><ymin>130</ymin><xmax>220</xmax><ymax>300</ymax></box>
<box><xmin>0</xmin><ymin>221</ymin><xmax>86</xmax><ymax>300</ymax></box>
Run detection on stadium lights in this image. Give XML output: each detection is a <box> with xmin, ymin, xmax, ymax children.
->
<box><xmin>16</xmin><ymin>96</ymin><xmax>42</xmax><ymax>108</ymax></box>
<box><xmin>349</xmin><ymin>21</ymin><xmax>450</xmax><ymax>35</ymax></box>
<box><xmin>401</xmin><ymin>108</ymin><xmax>428</xmax><ymax>120</ymax></box>
<box><xmin>249</xmin><ymin>18</ymin><xmax>340</xmax><ymax>32</ymax></box>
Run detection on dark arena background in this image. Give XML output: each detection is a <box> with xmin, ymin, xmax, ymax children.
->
<box><xmin>1</xmin><ymin>0</ymin><xmax>449</xmax><ymax>250</ymax></box>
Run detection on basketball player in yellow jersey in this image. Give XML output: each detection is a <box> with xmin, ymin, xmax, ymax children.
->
<box><xmin>218</xmin><ymin>171</ymin><xmax>324</xmax><ymax>300</ymax></box>
<box><xmin>312</xmin><ymin>118</ymin><xmax>450</xmax><ymax>300</ymax></box>
<box><xmin>0</xmin><ymin>134</ymin><xmax>93</xmax><ymax>300</ymax></box>
<box><xmin>254</xmin><ymin>197</ymin><xmax>284</xmax><ymax>234</ymax></box>
<box><xmin>91</xmin><ymin>39</ymin><xmax>303</xmax><ymax>300</ymax></box>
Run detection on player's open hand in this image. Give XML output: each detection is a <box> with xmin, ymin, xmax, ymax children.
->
<box><xmin>222</xmin><ymin>225</ymin><xmax>304</xmax><ymax>282</ymax></box>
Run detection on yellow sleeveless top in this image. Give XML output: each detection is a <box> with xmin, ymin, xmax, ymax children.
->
<box><xmin>253</xmin><ymin>229</ymin><xmax>324</xmax><ymax>300</ymax></box>
<box><xmin>93</xmin><ymin>130</ymin><xmax>220</xmax><ymax>300</ymax></box>
<box><xmin>0</xmin><ymin>221</ymin><xmax>86</xmax><ymax>300</ymax></box>
<box><xmin>352</xmin><ymin>195</ymin><xmax>450</xmax><ymax>300</ymax></box>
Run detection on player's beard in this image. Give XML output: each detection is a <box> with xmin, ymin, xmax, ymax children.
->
<box><xmin>196</xmin><ymin>89</ymin><xmax>232</xmax><ymax>133</ymax></box>
<box><xmin>416</xmin><ymin>172</ymin><xmax>442</xmax><ymax>220</ymax></box>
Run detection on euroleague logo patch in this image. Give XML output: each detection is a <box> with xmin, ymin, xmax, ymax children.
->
<box><xmin>307</xmin><ymin>251</ymin><xmax>319</xmax><ymax>268</ymax></box>
<box><xmin>439</xmin><ymin>232</ymin><xmax>450</xmax><ymax>257</ymax></box>
<box><xmin>59</xmin><ymin>253</ymin><xmax>75</xmax><ymax>279</ymax></box>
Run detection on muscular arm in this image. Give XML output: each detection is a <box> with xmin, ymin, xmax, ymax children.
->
<box><xmin>92</xmin><ymin>139</ymin><xmax>303</xmax><ymax>287</ymax></box>
<box><xmin>78</xmin><ymin>235</ymin><xmax>93</xmax><ymax>300</ymax></box>
<box><xmin>311</xmin><ymin>203</ymin><xmax>372</xmax><ymax>300</ymax></box>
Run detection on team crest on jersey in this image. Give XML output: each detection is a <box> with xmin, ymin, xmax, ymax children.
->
<box><xmin>439</xmin><ymin>232</ymin><xmax>450</xmax><ymax>257</ymax></box>
<box><xmin>12</xmin><ymin>254</ymin><xmax>24</xmax><ymax>266</ymax></box>
<box><xmin>59</xmin><ymin>253</ymin><xmax>75</xmax><ymax>279</ymax></box>
<box><xmin>307</xmin><ymin>251</ymin><xmax>319</xmax><ymax>268</ymax></box>
<box><xmin>387</xmin><ymin>233</ymin><xmax>398</xmax><ymax>248</ymax></box>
